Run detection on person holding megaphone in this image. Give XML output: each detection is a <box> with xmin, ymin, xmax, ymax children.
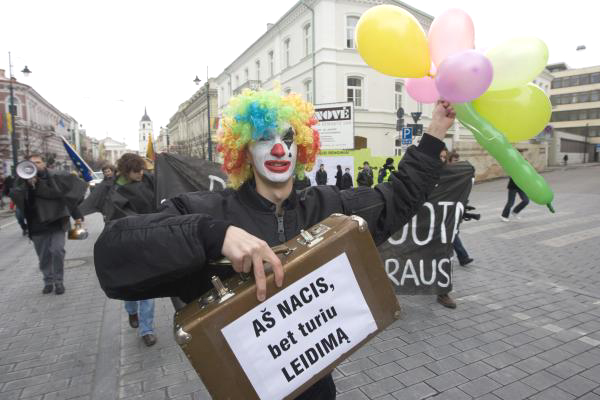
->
<box><xmin>9</xmin><ymin>154</ymin><xmax>86</xmax><ymax>295</ymax></box>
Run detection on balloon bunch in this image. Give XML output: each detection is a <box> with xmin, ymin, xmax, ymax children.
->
<box><xmin>355</xmin><ymin>5</ymin><xmax>554</xmax><ymax>211</ymax></box>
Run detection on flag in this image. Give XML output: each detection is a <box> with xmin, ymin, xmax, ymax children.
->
<box><xmin>60</xmin><ymin>135</ymin><xmax>94</xmax><ymax>182</ymax></box>
<box><xmin>6</xmin><ymin>112</ymin><xmax>12</xmax><ymax>135</ymax></box>
<box><xmin>146</xmin><ymin>133</ymin><xmax>155</xmax><ymax>161</ymax></box>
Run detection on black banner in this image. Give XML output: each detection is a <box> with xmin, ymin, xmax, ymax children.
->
<box><xmin>154</xmin><ymin>153</ymin><xmax>227</xmax><ymax>209</ymax></box>
<box><xmin>378</xmin><ymin>161</ymin><xmax>475</xmax><ymax>295</ymax></box>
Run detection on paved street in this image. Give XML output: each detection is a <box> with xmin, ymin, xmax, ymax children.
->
<box><xmin>1</xmin><ymin>165</ymin><xmax>600</xmax><ymax>400</ymax></box>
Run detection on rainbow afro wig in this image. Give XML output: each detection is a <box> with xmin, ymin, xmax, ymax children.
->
<box><xmin>217</xmin><ymin>88</ymin><xmax>320</xmax><ymax>188</ymax></box>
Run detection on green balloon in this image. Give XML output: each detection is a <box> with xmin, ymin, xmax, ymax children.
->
<box><xmin>454</xmin><ymin>102</ymin><xmax>554</xmax><ymax>212</ymax></box>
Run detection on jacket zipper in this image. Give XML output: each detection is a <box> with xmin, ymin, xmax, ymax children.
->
<box><xmin>277</xmin><ymin>212</ymin><xmax>285</xmax><ymax>243</ymax></box>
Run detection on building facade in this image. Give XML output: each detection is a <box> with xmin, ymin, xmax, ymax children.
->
<box><xmin>0</xmin><ymin>69</ymin><xmax>78</xmax><ymax>175</ymax></box>
<box><xmin>214</xmin><ymin>0</ymin><xmax>470</xmax><ymax>158</ymax></box>
<box><xmin>548</xmin><ymin>63</ymin><xmax>600</xmax><ymax>162</ymax></box>
<box><xmin>99</xmin><ymin>137</ymin><xmax>130</xmax><ymax>165</ymax></box>
<box><xmin>167</xmin><ymin>79</ymin><xmax>218</xmax><ymax>159</ymax></box>
<box><xmin>155</xmin><ymin>126</ymin><xmax>169</xmax><ymax>153</ymax></box>
<box><xmin>139</xmin><ymin>108</ymin><xmax>153</xmax><ymax>155</ymax></box>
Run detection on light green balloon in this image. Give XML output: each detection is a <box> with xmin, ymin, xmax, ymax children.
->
<box><xmin>454</xmin><ymin>102</ymin><xmax>554</xmax><ymax>211</ymax></box>
<box><xmin>486</xmin><ymin>37</ymin><xmax>549</xmax><ymax>91</ymax></box>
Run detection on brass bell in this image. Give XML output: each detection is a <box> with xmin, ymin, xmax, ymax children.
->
<box><xmin>68</xmin><ymin>222</ymin><xmax>89</xmax><ymax>240</ymax></box>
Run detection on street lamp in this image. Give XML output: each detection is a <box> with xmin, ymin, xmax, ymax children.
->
<box><xmin>193</xmin><ymin>72</ymin><xmax>212</xmax><ymax>161</ymax></box>
<box><xmin>7</xmin><ymin>52</ymin><xmax>32</xmax><ymax>177</ymax></box>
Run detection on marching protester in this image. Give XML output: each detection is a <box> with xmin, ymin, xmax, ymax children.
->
<box><xmin>9</xmin><ymin>154</ymin><xmax>86</xmax><ymax>294</ymax></box>
<box><xmin>448</xmin><ymin>151</ymin><xmax>474</xmax><ymax>267</ymax></box>
<box><xmin>378</xmin><ymin>157</ymin><xmax>395</xmax><ymax>183</ymax></box>
<box><xmin>341</xmin><ymin>167</ymin><xmax>353</xmax><ymax>189</ymax></box>
<box><xmin>81</xmin><ymin>153</ymin><xmax>158</xmax><ymax>346</ymax></box>
<box><xmin>335</xmin><ymin>164</ymin><xmax>343</xmax><ymax>189</ymax></box>
<box><xmin>357</xmin><ymin>161</ymin><xmax>373</xmax><ymax>187</ymax></box>
<box><xmin>315</xmin><ymin>163</ymin><xmax>327</xmax><ymax>185</ymax></box>
<box><xmin>0</xmin><ymin>173</ymin><xmax>5</xmax><ymax>209</ymax></box>
<box><xmin>93</xmin><ymin>89</ymin><xmax>454</xmax><ymax>399</ymax></box>
<box><xmin>101</xmin><ymin>164</ymin><xmax>115</xmax><ymax>181</ymax></box>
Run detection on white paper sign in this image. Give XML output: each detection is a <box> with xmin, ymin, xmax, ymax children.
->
<box><xmin>314</xmin><ymin>102</ymin><xmax>355</xmax><ymax>150</ymax></box>
<box><xmin>221</xmin><ymin>252</ymin><xmax>377</xmax><ymax>400</ymax></box>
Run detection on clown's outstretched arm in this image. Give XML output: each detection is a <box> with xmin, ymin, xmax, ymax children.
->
<box><xmin>332</xmin><ymin>100</ymin><xmax>453</xmax><ymax>244</ymax></box>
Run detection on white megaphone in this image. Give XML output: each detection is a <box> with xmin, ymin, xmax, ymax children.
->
<box><xmin>16</xmin><ymin>160</ymin><xmax>37</xmax><ymax>180</ymax></box>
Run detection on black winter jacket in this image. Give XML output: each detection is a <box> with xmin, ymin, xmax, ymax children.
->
<box><xmin>316</xmin><ymin>169</ymin><xmax>327</xmax><ymax>185</ymax></box>
<box><xmin>94</xmin><ymin>134</ymin><xmax>444</xmax><ymax>302</ymax></box>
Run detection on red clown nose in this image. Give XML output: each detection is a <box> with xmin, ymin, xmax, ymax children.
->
<box><xmin>270</xmin><ymin>143</ymin><xmax>285</xmax><ymax>157</ymax></box>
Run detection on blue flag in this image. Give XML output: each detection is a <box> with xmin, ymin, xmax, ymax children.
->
<box><xmin>60</xmin><ymin>136</ymin><xmax>94</xmax><ymax>182</ymax></box>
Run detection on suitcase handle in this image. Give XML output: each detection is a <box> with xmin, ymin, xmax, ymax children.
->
<box><xmin>208</xmin><ymin>244</ymin><xmax>295</xmax><ymax>267</ymax></box>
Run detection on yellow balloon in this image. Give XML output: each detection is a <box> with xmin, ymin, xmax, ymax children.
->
<box><xmin>473</xmin><ymin>84</ymin><xmax>552</xmax><ymax>142</ymax></box>
<box><xmin>356</xmin><ymin>5</ymin><xmax>430</xmax><ymax>78</ymax></box>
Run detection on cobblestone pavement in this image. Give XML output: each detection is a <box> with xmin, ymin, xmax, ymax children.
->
<box><xmin>1</xmin><ymin>165</ymin><xmax>599</xmax><ymax>400</ymax></box>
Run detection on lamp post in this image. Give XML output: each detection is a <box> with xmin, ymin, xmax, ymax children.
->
<box><xmin>194</xmin><ymin>71</ymin><xmax>212</xmax><ymax>161</ymax></box>
<box><xmin>7</xmin><ymin>52</ymin><xmax>32</xmax><ymax>176</ymax></box>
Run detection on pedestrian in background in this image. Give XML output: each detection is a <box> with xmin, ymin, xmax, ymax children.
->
<box><xmin>335</xmin><ymin>165</ymin><xmax>343</xmax><ymax>189</ymax></box>
<box><xmin>9</xmin><ymin>154</ymin><xmax>85</xmax><ymax>294</ymax></box>
<box><xmin>0</xmin><ymin>173</ymin><xmax>5</xmax><ymax>209</ymax></box>
<box><xmin>378</xmin><ymin>157</ymin><xmax>395</xmax><ymax>183</ymax></box>
<box><xmin>315</xmin><ymin>163</ymin><xmax>327</xmax><ymax>185</ymax></box>
<box><xmin>357</xmin><ymin>161</ymin><xmax>374</xmax><ymax>187</ymax></box>
<box><xmin>501</xmin><ymin>177</ymin><xmax>529</xmax><ymax>222</ymax></box>
<box><xmin>293</xmin><ymin>174</ymin><xmax>311</xmax><ymax>191</ymax></box>
<box><xmin>341</xmin><ymin>167</ymin><xmax>353</xmax><ymax>189</ymax></box>
<box><xmin>563</xmin><ymin>154</ymin><xmax>568</xmax><ymax>166</ymax></box>
<box><xmin>101</xmin><ymin>164</ymin><xmax>115</xmax><ymax>182</ymax></box>
<box><xmin>4</xmin><ymin>173</ymin><xmax>29</xmax><ymax>236</ymax></box>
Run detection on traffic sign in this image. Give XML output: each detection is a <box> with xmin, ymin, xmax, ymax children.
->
<box><xmin>401</xmin><ymin>127</ymin><xmax>413</xmax><ymax>145</ymax></box>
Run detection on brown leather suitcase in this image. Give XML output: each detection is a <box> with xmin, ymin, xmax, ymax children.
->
<box><xmin>173</xmin><ymin>214</ymin><xmax>401</xmax><ymax>400</ymax></box>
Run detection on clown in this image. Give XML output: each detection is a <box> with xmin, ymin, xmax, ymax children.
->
<box><xmin>95</xmin><ymin>88</ymin><xmax>455</xmax><ymax>400</ymax></box>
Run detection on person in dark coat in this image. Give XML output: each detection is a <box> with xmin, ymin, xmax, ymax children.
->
<box><xmin>9</xmin><ymin>154</ymin><xmax>85</xmax><ymax>294</ymax></box>
<box><xmin>93</xmin><ymin>91</ymin><xmax>455</xmax><ymax>400</ymax></box>
<box><xmin>341</xmin><ymin>167</ymin><xmax>353</xmax><ymax>189</ymax></box>
<box><xmin>501</xmin><ymin>177</ymin><xmax>529</xmax><ymax>221</ymax></box>
<box><xmin>315</xmin><ymin>164</ymin><xmax>327</xmax><ymax>185</ymax></box>
<box><xmin>335</xmin><ymin>165</ymin><xmax>343</xmax><ymax>189</ymax></box>
<box><xmin>357</xmin><ymin>161</ymin><xmax>373</xmax><ymax>187</ymax></box>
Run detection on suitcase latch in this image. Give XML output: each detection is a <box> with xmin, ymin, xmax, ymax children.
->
<box><xmin>297</xmin><ymin>224</ymin><xmax>330</xmax><ymax>247</ymax></box>
<box><xmin>211</xmin><ymin>276</ymin><xmax>235</xmax><ymax>302</ymax></box>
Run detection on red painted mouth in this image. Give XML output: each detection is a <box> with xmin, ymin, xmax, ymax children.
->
<box><xmin>264</xmin><ymin>160</ymin><xmax>291</xmax><ymax>173</ymax></box>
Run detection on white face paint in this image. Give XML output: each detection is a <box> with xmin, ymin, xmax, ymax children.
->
<box><xmin>249</xmin><ymin>123</ymin><xmax>297</xmax><ymax>183</ymax></box>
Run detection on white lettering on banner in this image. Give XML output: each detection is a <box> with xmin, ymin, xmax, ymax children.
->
<box><xmin>438</xmin><ymin>202</ymin><xmax>454</xmax><ymax>244</ymax></box>
<box><xmin>385</xmin><ymin>258</ymin><xmax>451</xmax><ymax>288</ymax></box>
<box><xmin>386</xmin><ymin>201</ymin><xmax>464</xmax><ymax>246</ymax></box>
<box><xmin>221</xmin><ymin>253</ymin><xmax>377</xmax><ymax>400</ymax></box>
<box><xmin>412</xmin><ymin>202</ymin><xmax>435</xmax><ymax>245</ymax></box>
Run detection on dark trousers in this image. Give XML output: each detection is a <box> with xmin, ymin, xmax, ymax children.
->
<box><xmin>15</xmin><ymin>207</ymin><xmax>27</xmax><ymax>232</ymax></box>
<box><xmin>501</xmin><ymin>188</ymin><xmax>529</xmax><ymax>218</ymax></box>
<box><xmin>453</xmin><ymin>235</ymin><xmax>469</xmax><ymax>262</ymax></box>
<box><xmin>31</xmin><ymin>230</ymin><xmax>66</xmax><ymax>285</ymax></box>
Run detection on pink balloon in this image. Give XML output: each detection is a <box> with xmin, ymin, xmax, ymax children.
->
<box><xmin>428</xmin><ymin>8</ymin><xmax>475</xmax><ymax>66</ymax></box>
<box><xmin>407</xmin><ymin>76</ymin><xmax>439</xmax><ymax>103</ymax></box>
<box><xmin>435</xmin><ymin>50</ymin><xmax>493</xmax><ymax>103</ymax></box>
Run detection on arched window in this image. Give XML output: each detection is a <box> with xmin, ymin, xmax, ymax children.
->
<box><xmin>303</xmin><ymin>23</ymin><xmax>312</xmax><ymax>56</ymax></box>
<box><xmin>304</xmin><ymin>79</ymin><xmax>313</xmax><ymax>103</ymax></box>
<box><xmin>4</xmin><ymin>95</ymin><xmax>20</xmax><ymax>116</ymax></box>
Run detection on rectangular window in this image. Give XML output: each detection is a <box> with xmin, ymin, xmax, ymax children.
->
<box><xmin>304</xmin><ymin>80</ymin><xmax>313</xmax><ymax>103</ymax></box>
<box><xmin>268</xmin><ymin>51</ymin><xmax>274</xmax><ymax>77</ymax></box>
<box><xmin>394</xmin><ymin>81</ymin><xmax>403</xmax><ymax>111</ymax></box>
<box><xmin>255</xmin><ymin>60</ymin><xmax>260</xmax><ymax>81</ymax></box>
<box><xmin>580</xmin><ymin>74</ymin><xmax>590</xmax><ymax>85</ymax></box>
<box><xmin>591</xmin><ymin>73</ymin><xmax>600</xmax><ymax>84</ymax></box>
<box><xmin>303</xmin><ymin>23</ymin><xmax>312</xmax><ymax>56</ymax></box>
<box><xmin>347</xmin><ymin>77</ymin><xmax>362</xmax><ymax>107</ymax></box>
<box><xmin>591</xmin><ymin>91</ymin><xmax>600</xmax><ymax>102</ymax></box>
<box><xmin>244</xmin><ymin>68</ymin><xmax>249</xmax><ymax>82</ymax></box>
<box><xmin>346</xmin><ymin>16</ymin><xmax>359</xmax><ymax>48</ymax></box>
<box><xmin>228</xmin><ymin>80</ymin><xmax>232</xmax><ymax>96</ymax></box>
<box><xmin>235</xmin><ymin>75</ymin><xmax>239</xmax><ymax>88</ymax></box>
<box><xmin>284</xmin><ymin>39</ymin><xmax>291</xmax><ymax>68</ymax></box>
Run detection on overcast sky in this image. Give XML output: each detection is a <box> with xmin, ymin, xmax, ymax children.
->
<box><xmin>2</xmin><ymin>0</ymin><xmax>597</xmax><ymax>151</ymax></box>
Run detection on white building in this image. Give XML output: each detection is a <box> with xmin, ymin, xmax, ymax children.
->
<box><xmin>139</xmin><ymin>108</ymin><xmax>153</xmax><ymax>154</ymax></box>
<box><xmin>100</xmin><ymin>137</ymin><xmax>130</xmax><ymax>165</ymax></box>
<box><xmin>215</xmin><ymin>0</ymin><xmax>468</xmax><ymax>157</ymax></box>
